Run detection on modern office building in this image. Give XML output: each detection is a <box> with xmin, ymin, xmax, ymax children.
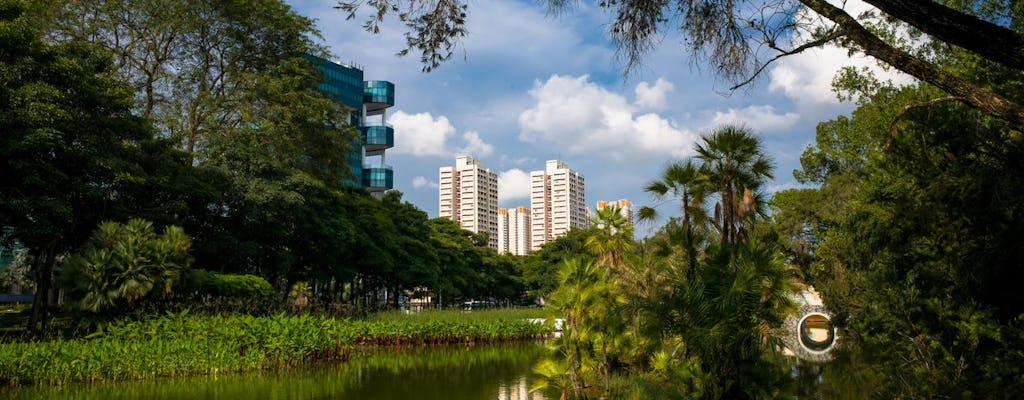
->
<box><xmin>439</xmin><ymin>156</ymin><xmax>500</xmax><ymax>248</ymax></box>
<box><xmin>596</xmin><ymin>199</ymin><xmax>635</xmax><ymax>227</ymax></box>
<box><xmin>309</xmin><ymin>56</ymin><xmax>395</xmax><ymax>195</ymax></box>
<box><xmin>498</xmin><ymin>207</ymin><xmax>532</xmax><ymax>256</ymax></box>
<box><xmin>530</xmin><ymin>160</ymin><xmax>587</xmax><ymax>251</ymax></box>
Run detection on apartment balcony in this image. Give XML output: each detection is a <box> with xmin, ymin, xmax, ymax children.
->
<box><xmin>362</xmin><ymin>164</ymin><xmax>394</xmax><ymax>192</ymax></box>
<box><xmin>363</xmin><ymin>80</ymin><xmax>395</xmax><ymax>112</ymax></box>
<box><xmin>361</xmin><ymin>123</ymin><xmax>394</xmax><ymax>152</ymax></box>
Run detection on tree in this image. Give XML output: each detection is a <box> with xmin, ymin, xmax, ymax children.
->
<box><xmin>695</xmin><ymin>125</ymin><xmax>774</xmax><ymax>265</ymax></box>
<box><xmin>60</xmin><ymin>219</ymin><xmax>192</xmax><ymax>314</ymax></box>
<box><xmin>585</xmin><ymin>204</ymin><xmax>634</xmax><ymax>269</ymax></box>
<box><xmin>521</xmin><ymin>228</ymin><xmax>595</xmax><ymax>301</ymax></box>
<box><xmin>37</xmin><ymin>0</ymin><xmax>355</xmax><ymax>173</ymax></box>
<box><xmin>768</xmin><ymin>72</ymin><xmax>1024</xmax><ymax>396</ymax></box>
<box><xmin>0</xmin><ymin>0</ymin><xmax>157</xmax><ymax>332</ymax></box>
<box><xmin>641</xmin><ymin>160</ymin><xmax>707</xmax><ymax>229</ymax></box>
<box><xmin>339</xmin><ymin>0</ymin><xmax>1024</xmax><ymax>130</ymax></box>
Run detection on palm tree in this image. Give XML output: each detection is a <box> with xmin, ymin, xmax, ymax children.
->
<box><xmin>60</xmin><ymin>219</ymin><xmax>192</xmax><ymax>314</ymax></box>
<box><xmin>641</xmin><ymin>159</ymin><xmax>708</xmax><ymax>228</ymax></box>
<box><xmin>585</xmin><ymin>204</ymin><xmax>634</xmax><ymax>269</ymax></box>
<box><xmin>694</xmin><ymin>125</ymin><xmax>773</xmax><ymax>266</ymax></box>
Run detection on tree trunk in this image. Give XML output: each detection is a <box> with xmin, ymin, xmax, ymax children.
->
<box><xmin>861</xmin><ymin>0</ymin><xmax>1024</xmax><ymax>71</ymax></box>
<box><xmin>800</xmin><ymin>0</ymin><xmax>1024</xmax><ymax>131</ymax></box>
<box><xmin>27</xmin><ymin>245</ymin><xmax>55</xmax><ymax>335</ymax></box>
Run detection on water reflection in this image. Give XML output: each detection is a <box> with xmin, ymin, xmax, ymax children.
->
<box><xmin>1</xmin><ymin>343</ymin><xmax>549</xmax><ymax>400</ymax></box>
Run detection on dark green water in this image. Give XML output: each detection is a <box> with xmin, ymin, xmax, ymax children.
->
<box><xmin>1</xmin><ymin>343</ymin><xmax>550</xmax><ymax>400</ymax></box>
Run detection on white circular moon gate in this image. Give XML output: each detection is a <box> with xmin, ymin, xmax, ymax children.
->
<box><xmin>779</xmin><ymin>304</ymin><xmax>838</xmax><ymax>362</ymax></box>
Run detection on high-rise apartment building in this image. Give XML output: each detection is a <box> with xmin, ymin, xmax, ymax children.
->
<box><xmin>498</xmin><ymin>207</ymin><xmax>532</xmax><ymax>256</ymax></box>
<box><xmin>439</xmin><ymin>156</ymin><xmax>499</xmax><ymax>248</ymax></box>
<box><xmin>309</xmin><ymin>56</ymin><xmax>395</xmax><ymax>195</ymax></box>
<box><xmin>530</xmin><ymin>160</ymin><xmax>587</xmax><ymax>251</ymax></box>
<box><xmin>596</xmin><ymin>199</ymin><xmax>634</xmax><ymax>227</ymax></box>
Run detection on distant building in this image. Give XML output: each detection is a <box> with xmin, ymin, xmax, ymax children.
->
<box><xmin>439</xmin><ymin>156</ymin><xmax>499</xmax><ymax>248</ymax></box>
<box><xmin>596</xmin><ymin>199</ymin><xmax>634</xmax><ymax>227</ymax></box>
<box><xmin>498</xmin><ymin>207</ymin><xmax>532</xmax><ymax>256</ymax></box>
<box><xmin>530</xmin><ymin>160</ymin><xmax>587</xmax><ymax>251</ymax></box>
<box><xmin>308</xmin><ymin>56</ymin><xmax>395</xmax><ymax>195</ymax></box>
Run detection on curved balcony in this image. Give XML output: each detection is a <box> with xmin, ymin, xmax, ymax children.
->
<box><xmin>363</xmin><ymin>80</ymin><xmax>395</xmax><ymax>111</ymax></box>
<box><xmin>362</xmin><ymin>165</ymin><xmax>394</xmax><ymax>192</ymax></box>
<box><xmin>360</xmin><ymin>123</ymin><xmax>395</xmax><ymax>152</ymax></box>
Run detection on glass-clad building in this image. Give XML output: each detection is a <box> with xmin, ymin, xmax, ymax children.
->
<box><xmin>309</xmin><ymin>56</ymin><xmax>396</xmax><ymax>195</ymax></box>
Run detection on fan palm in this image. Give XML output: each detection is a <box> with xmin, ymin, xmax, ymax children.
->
<box><xmin>694</xmin><ymin>125</ymin><xmax>773</xmax><ymax>266</ymax></box>
<box><xmin>585</xmin><ymin>204</ymin><xmax>633</xmax><ymax>268</ymax></box>
<box><xmin>641</xmin><ymin>159</ymin><xmax>708</xmax><ymax>228</ymax></box>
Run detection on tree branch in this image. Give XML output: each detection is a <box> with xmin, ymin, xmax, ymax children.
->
<box><xmin>862</xmin><ymin>0</ymin><xmax>1024</xmax><ymax>71</ymax></box>
<box><xmin>800</xmin><ymin>0</ymin><xmax>1024</xmax><ymax>131</ymax></box>
<box><xmin>730</xmin><ymin>29</ymin><xmax>845</xmax><ymax>91</ymax></box>
<box><xmin>888</xmin><ymin>95</ymin><xmax>966</xmax><ymax>133</ymax></box>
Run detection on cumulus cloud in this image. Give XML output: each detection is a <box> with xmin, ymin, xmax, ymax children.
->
<box><xmin>634</xmin><ymin>78</ymin><xmax>675</xmax><ymax>109</ymax></box>
<box><xmin>768</xmin><ymin>0</ymin><xmax>915</xmax><ymax>108</ymax></box>
<box><xmin>518</xmin><ymin>75</ymin><xmax>697</xmax><ymax>161</ymax></box>
<box><xmin>710</xmin><ymin>105</ymin><xmax>801</xmax><ymax>133</ymax></box>
<box><xmin>388</xmin><ymin>111</ymin><xmax>455</xmax><ymax>157</ymax></box>
<box><xmin>388</xmin><ymin>110</ymin><xmax>494</xmax><ymax>158</ymax></box>
<box><xmin>457</xmin><ymin>131</ymin><xmax>494</xmax><ymax>157</ymax></box>
<box><xmin>498</xmin><ymin>169</ymin><xmax>532</xmax><ymax>203</ymax></box>
<box><xmin>412</xmin><ymin>176</ymin><xmax>439</xmax><ymax>189</ymax></box>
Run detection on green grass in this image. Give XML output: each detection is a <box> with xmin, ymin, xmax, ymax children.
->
<box><xmin>0</xmin><ymin>308</ymin><xmax>554</xmax><ymax>386</ymax></box>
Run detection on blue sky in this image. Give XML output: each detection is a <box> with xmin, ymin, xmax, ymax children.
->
<box><xmin>287</xmin><ymin>0</ymin><xmax>909</xmax><ymax>236</ymax></box>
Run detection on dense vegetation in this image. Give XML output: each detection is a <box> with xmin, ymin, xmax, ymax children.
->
<box><xmin>0</xmin><ymin>0</ymin><xmax>542</xmax><ymax>336</ymax></box>
<box><xmin>2</xmin><ymin>0</ymin><xmax>1024</xmax><ymax>398</ymax></box>
<box><xmin>0</xmin><ymin>309</ymin><xmax>551</xmax><ymax>386</ymax></box>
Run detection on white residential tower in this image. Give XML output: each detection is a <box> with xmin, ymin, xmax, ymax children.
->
<box><xmin>439</xmin><ymin>156</ymin><xmax>499</xmax><ymax>248</ymax></box>
<box><xmin>530</xmin><ymin>160</ymin><xmax>587</xmax><ymax>251</ymax></box>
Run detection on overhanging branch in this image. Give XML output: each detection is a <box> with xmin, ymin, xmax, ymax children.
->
<box><xmin>730</xmin><ymin>29</ymin><xmax>845</xmax><ymax>91</ymax></box>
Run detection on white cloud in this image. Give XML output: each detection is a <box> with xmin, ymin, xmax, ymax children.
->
<box><xmin>412</xmin><ymin>176</ymin><xmax>439</xmax><ymax>189</ymax></box>
<box><xmin>388</xmin><ymin>111</ymin><xmax>455</xmax><ymax>157</ymax></box>
<box><xmin>498</xmin><ymin>169</ymin><xmax>531</xmax><ymax>203</ymax></box>
<box><xmin>457</xmin><ymin>131</ymin><xmax>494</xmax><ymax>157</ymax></box>
<box><xmin>768</xmin><ymin>0</ymin><xmax>915</xmax><ymax>108</ymax></box>
<box><xmin>710</xmin><ymin>105</ymin><xmax>801</xmax><ymax>133</ymax></box>
<box><xmin>634</xmin><ymin>78</ymin><xmax>675</xmax><ymax>109</ymax></box>
<box><xmin>388</xmin><ymin>110</ymin><xmax>494</xmax><ymax>158</ymax></box>
<box><xmin>518</xmin><ymin>74</ymin><xmax>697</xmax><ymax>161</ymax></box>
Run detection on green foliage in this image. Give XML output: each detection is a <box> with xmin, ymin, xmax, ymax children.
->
<box><xmin>520</xmin><ymin>228</ymin><xmax>595</xmax><ymax>300</ymax></box>
<box><xmin>181</xmin><ymin>270</ymin><xmax>276</xmax><ymax>304</ymax></box>
<box><xmin>0</xmin><ymin>310</ymin><xmax>553</xmax><ymax>386</ymax></box>
<box><xmin>0</xmin><ymin>0</ymin><xmax>165</xmax><ymax>331</ymax></box>
<box><xmin>773</xmin><ymin>78</ymin><xmax>1024</xmax><ymax>396</ymax></box>
<box><xmin>59</xmin><ymin>219</ymin><xmax>192</xmax><ymax>314</ymax></box>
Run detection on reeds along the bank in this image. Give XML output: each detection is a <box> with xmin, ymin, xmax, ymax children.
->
<box><xmin>0</xmin><ymin>310</ymin><xmax>553</xmax><ymax>386</ymax></box>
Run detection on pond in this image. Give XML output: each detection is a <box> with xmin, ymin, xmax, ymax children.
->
<box><xmin>1</xmin><ymin>343</ymin><xmax>550</xmax><ymax>400</ymax></box>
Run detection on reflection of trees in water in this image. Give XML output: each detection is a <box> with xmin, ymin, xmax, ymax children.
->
<box><xmin>0</xmin><ymin>344</ymin><xmax>549</xmax><ymax>400</ymax></box>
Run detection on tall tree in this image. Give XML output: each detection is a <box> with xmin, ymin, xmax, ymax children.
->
<box><xmin>0</xmin><ymin>0</ymin><xmax>155</xmax><ymax>332</ymax></box>
<box><xmin>36</xmin><ymin>0</ymin><xmax>357</xmax><ymax>180</ymax></box>
<box><xmin>695</xmin><ymin>126</ymin><xmax>774</xmax><ymax>265</ymax></box>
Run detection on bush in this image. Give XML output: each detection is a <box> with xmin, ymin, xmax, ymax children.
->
<box><xmin>178</xmin><ymin>269</ymin><xmax>278</xmax><ymax>312</ymax></box>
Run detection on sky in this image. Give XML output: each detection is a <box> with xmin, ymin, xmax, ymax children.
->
<box><xmin>286</xmin><ymin>0</ymin><xmax>911</xmax><ymax>237</ymax></box>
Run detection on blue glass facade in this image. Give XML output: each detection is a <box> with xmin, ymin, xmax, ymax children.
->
<box><xmin>363</xmin><ymin>81</ymin><xmax>396</xmax><ymax>107</ymax></box>
<box><xmin>310</xmin><ymin>56</ymin><xmax>395</xmax><ymax>193</ymax></box>
<box><xmin>361</xmin><ymin>124</ymin><xmax>395</xmax><ymax>150</ymax></box>
<box><xmin>362</xmin><ymin>165</ymin><xmax>394</xmax><ymax>189</ymax></box>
